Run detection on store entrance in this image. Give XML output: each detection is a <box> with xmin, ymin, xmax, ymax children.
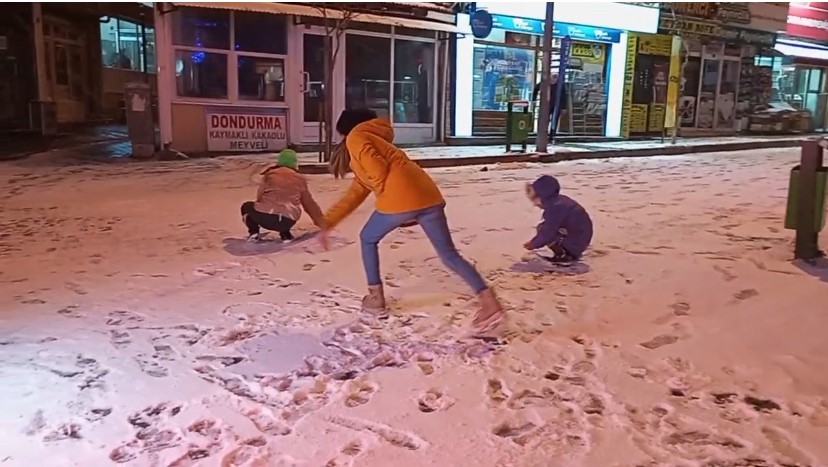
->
<box><xmin>792</xmin><ymin>66</ymin><xmax>827</xmax><ymax>131</ymax></box>
<box><xmin>680</xmin><ymin>42</ymin><xmax>740</xmax><ymax>132</ymax></box>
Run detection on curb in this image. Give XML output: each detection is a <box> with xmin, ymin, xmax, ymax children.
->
<box><xmin>297</xmin><ymin>138</ymin><xmax>807</xmax><ymax>174</ymax></box>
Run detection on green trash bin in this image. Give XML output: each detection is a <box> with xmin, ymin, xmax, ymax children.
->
<box><xmin>506</xmin><ymin>101</ymin><xmax>533</xmax><ymax>152</ymax></box>
<box><xmin>784</xmin><ymin>165</ymin><xmax>828</xmax><ymax>232</ymax></box>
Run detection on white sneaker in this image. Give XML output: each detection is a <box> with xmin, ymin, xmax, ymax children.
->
<box><xmin>247</xmin><ymin>233</ymin><xmax>261</xmax><ymax>242</ymax></box>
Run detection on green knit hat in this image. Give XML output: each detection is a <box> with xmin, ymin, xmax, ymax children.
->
<box><xmin>277</xmin><ymin>149</ymin><xmax>298</xmax><ymax>169</ymax></box>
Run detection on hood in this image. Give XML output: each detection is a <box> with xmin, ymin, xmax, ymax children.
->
<box><xmin>351</xmin><ymin>118</ymin><xmax>394</xmax><ymax>143</ymax></box>
<box><xmin>532</xmin><ymin>175</ymin><xmax>561</xmax><ymax>199</ymax></box>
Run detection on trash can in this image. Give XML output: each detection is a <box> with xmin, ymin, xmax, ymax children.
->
<box><xmin>784</xmin><ymin>165</ymin><xmax>828</xmax><ymax>232</ymax></box>
<box><xmin>124</xmin><ymin>82</ymin><xmax>155</xmax><ymax>159</ymax></box>
<box><xmin>506</xmin><ymin>101</ymin><xmax>532</xmax><ymax>152</ymax></box>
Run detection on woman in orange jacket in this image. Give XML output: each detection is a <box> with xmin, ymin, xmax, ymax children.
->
<box><xmin>319</xmin><ymin>109</ymin><xmax>504</xmax><ymax>334</ymax></box>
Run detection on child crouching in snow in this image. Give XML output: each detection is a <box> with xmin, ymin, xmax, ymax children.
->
<box><xmin>241</xmin><ymin>149</ymin><xmax>326</xmax><ymax>242</ymax></box>
<box><xmin>523</xmin><ymin>175</ymin><xmax>593</xmax><ymax>262</ymax></box>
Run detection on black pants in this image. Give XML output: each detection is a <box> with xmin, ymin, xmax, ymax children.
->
<box><xmin>241</xmin><ymin>201</ymin><xmax>296</xmax><ymax>240</ymax></box>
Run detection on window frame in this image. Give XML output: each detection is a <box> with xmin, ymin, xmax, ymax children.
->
<box><xmin>170</xmin><ymin>8</ymin><xmax>289</xmax><ymax>107</ymax></box>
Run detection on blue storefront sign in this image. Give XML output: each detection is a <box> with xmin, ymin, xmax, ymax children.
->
<box><xmin>470</xmin><ymin>9</ymin><xmax>494</xmax><ymax>39</ymax></box>
<box><xmin>490</xmin><ymin>14</ymin><xmax>622</xmax><ymax>43</ymax></box>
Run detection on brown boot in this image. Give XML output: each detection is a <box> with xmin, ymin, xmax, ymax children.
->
<box><xmin>473</xmin><ymin>287</ymin><xmax>505</xmax><ymax>334</ymax></box>
<box><xmin>362</xmin><ymin>284</ymin><xmax>388</xmax><ymax>317</ymax></box>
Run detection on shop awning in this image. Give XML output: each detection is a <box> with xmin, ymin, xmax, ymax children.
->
<box><xmin>171</xmin><ymin>2</ymin><xmax>461</xmax><ymax>33</ymax></box>
<box><xmin>775</xmin><ymin>40</ymin><xmax>828</xmax><ymax>62</ymax></box>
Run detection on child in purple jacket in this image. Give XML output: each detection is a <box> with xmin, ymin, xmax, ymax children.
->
<box><xmin>523</xmin><ymin>175</ymin><xmax>593</xmax><ymax>262</ymax></box>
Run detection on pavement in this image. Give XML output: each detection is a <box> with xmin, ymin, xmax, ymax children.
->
<box><xmin>0</xmin><ymin>126</ymin><xmax>813</xmax><ymax>170</ymax></box>
<box><xmin>295</xmin><ymin>135</ymin><xmax>811</xmax><ymax>173</ymax></box>
<box><xmin>0</xmin><ymin>124</ymin><xmax>130</xmax><ymax>161</ymax></box>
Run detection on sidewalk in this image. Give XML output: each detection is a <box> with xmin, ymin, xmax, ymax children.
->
<box><xmin>2</xmin><ymin>132</ymin><xmax>810</xmax><ymax>169</ymax></box>
<box><xmin>0</xmin><ymin>124</ymin><xmax>129</xmax><ymax>161</ymax></box>
<box><xmin>295</xmin><ymin>135</ymin><xmax>809</xmax><ymax>173</ymax></box>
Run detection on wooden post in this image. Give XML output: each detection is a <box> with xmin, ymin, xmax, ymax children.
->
<box><xmin>795</xmin><ymin>139</ymin><xmax>824</xmax><ymax>260</ymax></box>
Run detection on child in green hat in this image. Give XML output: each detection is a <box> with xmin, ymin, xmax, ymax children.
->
<box><xmin>241</xmin><ymin>149</ymin><xmax>326</xmax><ymax>242</ymax></box>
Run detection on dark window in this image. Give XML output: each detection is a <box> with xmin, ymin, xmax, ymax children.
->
<box><xmin>175</xmin><ymin>50</ymin><xmax>228</xmax><ymax>98</ymax></box>
<box><xmin>238</xmin><ymin>56</ymin><xmax>285</xmax><ymax>101</ymax></box>
<box><xmin>171</xmin><ymin>7</ymin><xmax>230</xmax><ymax>49</ymax></box>
<box><xmin>233</xmin><ymin>12</ymin><xmax>287</xmax><ymax>55</ymax></box>
<box><xmin>346</xmin><ymin>34</ymin><xmax>391</xmax><ymax>118</ymax></box>
<box><xmin>393</xmin><ymin>39</ymin><xmax>435</xmax><ymax>123</ymax></box>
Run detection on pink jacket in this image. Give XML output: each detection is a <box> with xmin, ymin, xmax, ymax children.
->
<box><xmin>254</xmin><ymin>166</ymin><xmax>325</xmax><ymax>227</ymax></box>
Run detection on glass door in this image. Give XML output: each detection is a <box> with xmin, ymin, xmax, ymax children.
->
<box><xmin>696</xmin><ymin>58</ymin><xmax>720</xmax><ymax>129</ymax></box>
<box><xmin>302</xmin><ymin>33</ymin><xmax>326</xmax><ymax>125</ymax></box>
<box><xmin>715</xmin><ymin>59</ymin><xmax>739</xmax><ymax>130</ymax></box>
<box><xmin>298</xmin><ymin>28</ymin><xmax>344</xmax><ymax>144</ymax></box>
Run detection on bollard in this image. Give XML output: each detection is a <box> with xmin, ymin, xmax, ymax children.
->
<box><xmin>794</xmin><ymin>139</ymin><xmax>825</xmax><ymax>260</ymax></box>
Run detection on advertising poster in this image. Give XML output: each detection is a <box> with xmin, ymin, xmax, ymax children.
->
<box><xmin>622</xmin><ymin>32</ymin><xmax>675</xmax><ymax>136</ymax></box>
<box><xmin>621</xmin><ymin>34</ymin><xmax>638</xmax><ymax>139</ymax></box>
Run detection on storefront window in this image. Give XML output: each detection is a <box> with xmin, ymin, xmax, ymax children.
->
<box><xmin>175</xmin><ymin>50</ymin><xmax>228</xmax><ymax>99</ymax></box>
<box><xmin>472</xmin><ymin>44</ymin><xmax>535</xmax><ymax>111</ymax></box>
<box><xmin>345</xmin><ymin>34</ymin><xmax>391</xmax><ymax>118</ymax></box>
<box><xmin>238</xmin><ymin>56</ymin><xmax>285</xmax><ymax>102</ymax></box>
<box><xmin>393</xmin><ymin>39</ymin><xmax>434</xmax><ymax>124</ymax></box>
<box><xmin>170</xmin><ymin>7</ymin><xmax>288</xmax><ymax>101</ymax></box>
<box><xmin>99</xmin><ymin>17</ymin><xmax>156</xmax><ymax>72</ymax></box>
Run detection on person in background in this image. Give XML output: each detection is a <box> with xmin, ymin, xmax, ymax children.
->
<box><xmin>523</xmin><ymin>174</ymin><xmax>593</xmax><ymax>262</ymax></box>
<box><xmin>318</xmin><ymin>109</ymin><xmax>505</xmax><ymax>334</ymax></box>
<box><xmin>241</xmin><ymin>149</ymin><xmax>325</xmax><ymax>242</ymax></box>
<box><xmin>533</xmin><ymin>73</ymin><xmax>568</xmax><ymax>142</ymax></box>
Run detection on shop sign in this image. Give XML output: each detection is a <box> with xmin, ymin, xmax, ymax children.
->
<box><xmin>637</xmin><ymin>34</ymin><xmax>673</xmax><ymax>57</ymax></box>
<box><xmin>490</xmin><ymin>14</ymin><xmax>622</xmax><ymax>43</ymax></box>
<box><xmin>470</xmin><ymin>9</ymin><xmax>493</xmax><ymax>39</ymax></box>
<box><xmin>787</xmin><ymin>2</ymin><xmax>828</xmax><ymax>42</ymax></box>
<box><xmin>660</xmin><ymin>2</ymin><xmax>786</xmax><ymax>34</ymax></box>
<box><xmin>206</xmin><ymin>111</ymin><xmax>287</xmax><ymax>152</ymax></box>
<box><xmin>659</xmin><ymin>16</ymin><xmax>776</xmax><ymax>47</ymax></box>
<box><xmin>570</xmin><ymin>42</ymin><xmax>605</xmax><ymax>62</ymax></box>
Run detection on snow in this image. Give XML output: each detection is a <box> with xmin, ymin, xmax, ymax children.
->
<box><xmin>1</xmin><ymin>148</ymin><xmax>827</xmax><ymax>466</ymax></box>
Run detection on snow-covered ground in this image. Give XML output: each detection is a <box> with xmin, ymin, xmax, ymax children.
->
<box><xmin>1</xmin><ymin>149</ymin><xmax>827</xmax><ymax>467</ymax></box>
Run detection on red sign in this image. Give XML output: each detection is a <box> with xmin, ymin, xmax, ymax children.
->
<box><xmin>788</xmin><ymin>2</ymin><xmax>828</xmax><ymax>42</ymax></box>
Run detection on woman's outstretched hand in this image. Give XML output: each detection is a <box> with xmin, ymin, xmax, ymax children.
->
<box><xmin>318</xmin><ymin>229</ymin><xmax>332</xmax><ymax>251</ymax></box>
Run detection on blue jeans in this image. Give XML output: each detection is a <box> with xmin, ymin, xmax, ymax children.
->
<box><xmin>359</xmin><ymin>203</ymin><xmax>487</xmax><ymax>293</ymax></box>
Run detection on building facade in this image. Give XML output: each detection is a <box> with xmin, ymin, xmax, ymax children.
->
<box><xmin>769</xmin><ymin>2</ymin><xmax>828</xmax><ymax>132</ymax></box>
<box><xmin>153</xmin><ymin>2</ymin><xmax>458</xmax><ymax>155</ymax></box>
<box><xmin>0</xmin><ymin>2</ymin><xmax>154</xmax><ymax>134</ymax></box>
<box><xmin>451</xmin><ymin>2</ymin><xmax>661</xmax><ymax>139</ymax></box>
<box><xmin>652</xmin><ymin>2</ymin><xmax>788</xmax><ymax>135</ymax></box>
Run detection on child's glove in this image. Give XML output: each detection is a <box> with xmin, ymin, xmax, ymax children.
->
<box><xmin>523</xmin><ymin>241</ymin><xmax>534</xmax><ymax>250</ymax></box>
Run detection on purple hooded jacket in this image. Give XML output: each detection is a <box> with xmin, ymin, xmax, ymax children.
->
<box><xmin>527</xmin><ymin>175</ymin><xmax>593</xmax><ymax>258</ymax></box>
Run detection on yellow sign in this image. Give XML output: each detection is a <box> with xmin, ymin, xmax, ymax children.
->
<box><xmin>659</xmin><ymin>17</ymin><xmax>719</xmax><ymax>36</ymax></box>
<box><xmin>630</xmin><ymin>104</ymin><xmax>648</xmax><ymax>133</ymax></box>
<box><xmin>664</xmin><ymin>35</ymin><xmax>682</xmax><ymax>130</ymax></box>
<box><xmin>571</xmin><ymin>42</ymin><xmax>605</xmax><ymax>61</ymax></box>
<box><xmin>620</xmin><ymin>34</ymin><xmax>638</xmax><ymax>139</ymax></box>
<box><xmin>649</xmin><ymin>104</ymin><xmax>665</xmax><ymax>132</ymax></box>
<box><xmin>637</xmin><ymin>34</ymin><xmax>672</xmax><ymax>57</ymax></box>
